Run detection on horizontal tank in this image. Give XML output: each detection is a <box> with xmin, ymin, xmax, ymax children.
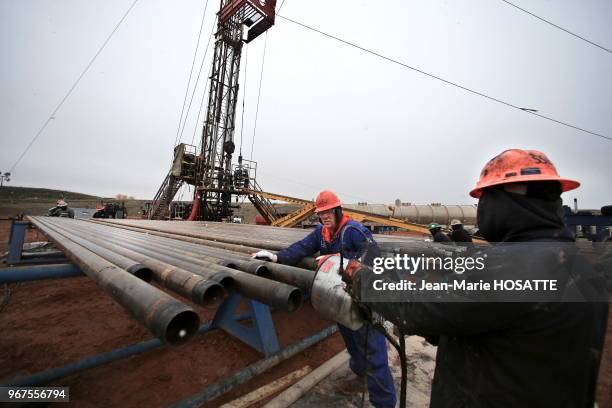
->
<box><xmin>344</xmin><ymin>204</ymin><xmax>477</xmax><ymax>226</ymax></box>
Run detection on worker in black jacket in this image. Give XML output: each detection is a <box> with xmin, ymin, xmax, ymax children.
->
<box><xmin>427</xmin><ymin>222</ymin><xmax>452</xmax><ymax>243</ymax></box>
<box><xmin>349</xmin><ymin>149</ymin><xmax>609</xmax><ymax>408</ymax></box>
<box><xmin>449</xmin><ymin>219</ymin><xmax>472</xmax><ymax>242</ymax></box>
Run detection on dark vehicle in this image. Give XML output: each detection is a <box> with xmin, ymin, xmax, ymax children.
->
<box><xmin>93</xmin><ymin>202</ymin><xmax>127</xmax><ymax>219</ymax></box>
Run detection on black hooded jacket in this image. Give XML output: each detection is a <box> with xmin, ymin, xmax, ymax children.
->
<box><xmin>450</xmin><ymin>226</ymin><xmax>472</xmax><ymax>243</ymax></box>
<box><xmin>432</xmin><ymin>229</ymin><xmax>452</xmax><ymax>243</ymax></box>
<box><xmin>358</xmin><ymin>186</ymin><xmax>609</xmax><ymax>407</ymax></box>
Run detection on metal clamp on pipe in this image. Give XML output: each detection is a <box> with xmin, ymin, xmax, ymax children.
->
<box><xmin>310</xmin><ymin>254</ymin><xmax>365</xmax><ymax>330</ymax></box>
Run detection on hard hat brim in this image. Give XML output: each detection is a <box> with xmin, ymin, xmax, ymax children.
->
<box><xmin>470</xmin><ymin>177</ymin><xmax>580</xmax><ymax>198</ymax></box>
<box><xmin>314</xmin><ymin>204</ymin><xmax>341</xmax><ymax>213</ymax></box>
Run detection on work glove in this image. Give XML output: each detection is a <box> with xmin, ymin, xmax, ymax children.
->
<box><xmin>252</xmin><ymin>250</ymin><xmax>278</xmax><ymax>263</ymax></box>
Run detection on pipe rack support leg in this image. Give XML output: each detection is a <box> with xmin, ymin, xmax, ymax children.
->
<box><xmin>7</xmin><ymin>221</ymin><xmax>28</xmax><ymax>264</ymax></box>
<box><xmin>211</xmin><ymin>293</ymin><xmax>280</xmax><ymax>357</ymax></box>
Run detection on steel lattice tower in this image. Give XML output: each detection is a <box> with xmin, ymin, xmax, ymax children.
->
<box><xmin>148</xmin><ymin>0</ymin><xmax>277</xmax><ymax>221</ymax></box>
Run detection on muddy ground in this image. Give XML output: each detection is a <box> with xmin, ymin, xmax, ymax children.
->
<box><xmin>293</xmin><ymin>336</ymin><xmax>437</xmax><ymax>408</ymax></box>
<box><xmin>0</xmin><ymin>273</ymin><xmax>348</xmax><ymax>407</ymax></box>
<box><xmin>1</xmin><ymin>218</ymin><xmax>610</xmax><ymax>407</ymax></box>
<box><xmin>0</xmin><ymin>218</ymin><xmax>347</xmax><ymax>407</ymax></box>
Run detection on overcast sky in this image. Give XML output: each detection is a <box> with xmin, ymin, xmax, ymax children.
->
<box><xmin>1</xmin><ymin>0</ymin><xmax>611</xmax><ymax>208</ymax></box>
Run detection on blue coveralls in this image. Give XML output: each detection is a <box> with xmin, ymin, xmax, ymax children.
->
<box><xmin>277</xmin><ymin>217</ymin><xmax>397</xmax><ymax>408</ymax></box>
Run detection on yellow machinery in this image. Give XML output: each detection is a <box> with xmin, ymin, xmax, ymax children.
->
<box><xmin>243</xmin><ymin>189</ymin><xmax>486</xmax><ymax>243</ymax></box>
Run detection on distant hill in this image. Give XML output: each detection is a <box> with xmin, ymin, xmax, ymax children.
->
<box><xmin>0</xmin><ymin>187</ymin><xmax>147</xmax><ymax>218</ymax></box>
<box><xmin>0</xmin><ymin>186</ymin><xmax>102</xmax><ymax>201</ymax></box>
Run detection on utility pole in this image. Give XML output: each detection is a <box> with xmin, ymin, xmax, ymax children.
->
<box><xmin>0</xmin><ymin>172</ymin><xmax>10</xmax><ymax>187</ymax></box>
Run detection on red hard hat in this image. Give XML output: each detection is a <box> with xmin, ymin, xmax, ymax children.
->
<box><xmin>470</xmin><ymin>149</ymin><xmax>580</xmax><ymax>198</ymax></box>
<box><xmin>315</xmin><ymin>190</ymin><xmax>342</xmax><ymax>213</ymax></box>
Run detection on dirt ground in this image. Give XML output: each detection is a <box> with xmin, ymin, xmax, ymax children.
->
<box><xmin>1</xmin><ymin>218</ymin><xmax>611</xmax><ymax>407</ymax></box>
<box><xmin>0</xmin><ymin>219</ymin><xmax>347</xmax><ymax>407</ymax></box>
<box><xmin>0</xmin><ymin>274</ymin><xmax>346</xmax><ymax>407</ymax></box>
<box><xmin>293</xmin><ymin>336</ymin><xmax>437</xmax><ymax>408</ymax></box>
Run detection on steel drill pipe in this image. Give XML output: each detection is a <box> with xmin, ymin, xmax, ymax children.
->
<box><xmin>94</xmin><ymin>226</ymin><xmax>315</xmax><ymax>290</ymax></box>
<box><xmin>109</xmin><ymin>220</ymin><xmax>303</xmax><ymax>246</ymax></box>
<box><xmin>78</xmin><ymin>229</ymin><xmax>302</xmax><ymax>312</ymax></box>
<box><xmin>35</xmin><ymin>217</ymin><xmax>153</xmax><ymax>282</ymax></box>
<box><xmin>87</xmin><ymin>225</ymin><xmax>263</xmax><ymax>273</ymax></box>
<box><xmin>102</xmin><ymin>219</ymin><xmax>429</xmax><ymax>259</ymax></box>
<box><xmin>121</xmin><ymin>233</ymin><xmax>266</xmax><ymax>276</ymax></box>
<box><xmin>88</xmin><ymin>234</ymin><xmax>302</xmax><ymax>312</ymax></box>
<box><xmin>45</xmin><ymin>218</ymin><xmax>302</xmax><ymax>312</ymax></box>
<box><xmin>78</xmin><ymin>224</ymin><xmax>264</xmax><ymax>278</ymax></box>
<box><xmin>100</xmin><ymin>219</ymin><xmax>287</xmax><ymax>250</ymax></box>
<box><xmin>28</xmin><ymin>217</ymin><xmax>200</xmax><ymax>345</ymax></box>
<box><xmin>40</xmin><ymin>218</ymin><xmax>226</xmax><ymax>308</ymax></box>
<box><xmin>44</xmin><ymin>218</ymin><xmax>229</xmax><ymax>304</ymax></box>
<box><xmin>90</xmin><ymin>219</ymin><xmax>320</xmax><ymax>271</ymax></box>
<box><xmin>88</xmin><ymin>219</ymin><xmax>264</xmax><ymax>255</ymax></box>
<box><xmin>59</xmin><ymin>221</ymin><xmax>255</xmax><ymax>279</ymax></box>
<box><xmin>0</xmin><ymin>264</ymin><xmax>83</xmax><ymax>283</ymax></box>
<box><xmin>94</xmin><ymin>226</ymin><xmax>269</xmax><ymax>272</ymax></box>
<box><xmin>136</xmin><ymin>236</ymin><xmax>316</xmax><ymax>291</ymax></box>
<box><xmin>100</xmin><ymin>220</ymin><xmax>431</xmax><ymax>264</ymax></box>
<box><xmin>150</xmin><ymin>237</ymin><xmax>317</xmax><ymax>289</ymax></box>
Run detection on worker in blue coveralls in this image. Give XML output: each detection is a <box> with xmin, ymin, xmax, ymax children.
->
<box><xmin>252</xmin><ymin>190</ymin><xmax>397</xmax><ymax>408</ymax></box>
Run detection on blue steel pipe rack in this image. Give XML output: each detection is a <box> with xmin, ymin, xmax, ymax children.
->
<box><xmin>1</xmin><ymin>219</ymin><xmax>328</xmax><ymax>404</ymax></box>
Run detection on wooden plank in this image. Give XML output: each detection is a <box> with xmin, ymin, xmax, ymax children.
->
<box><xmin>220</xmin><ymin>365</ymin><xmax>313</xmax><ymax>408</ymax></box>
<box><xmin>262</xmin><ymin>351</ymin><xmax>350</xmax><ymax>408</ymax></box>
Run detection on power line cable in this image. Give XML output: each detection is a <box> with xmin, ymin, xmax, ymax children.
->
<box><xmin>277</xmin><ymin>14</ymin><xmax>611</xmax><ymax>142</ymax></box>
<box><xmin>250</xmin><ymin>32</ymin><xmax>269</xmax><ymax>160</ymax></box>
<box><xmin>246</xmin><ymin>0</ymin><xmax>286</xmax><ymax>159</ymax></box>
<box><xmin>258</xmin><ymin>170</ymin><xmax>376</xmax><ymax>203</ymax></box>
<box><xmin>10</xmin><ymin>0</ymin><xmax>140</xmax><ymax>173</ymax></box>
<box><xmin>179</xmin><ymin>22</ymin><xmax>215</xmax><ymax>143</ymax></box>
<box><xmin>190</xmin><ymin>25</ymin><xmax>216</xmax><ymax>150</ymax></box>
<box><xmin>500</xmin><ymin>0</ymin><xmax>612</xmax><ymax>55</ymax></box>
<box><xmin>190</xmin><ymin>63</ymin><xmax>214</xmax><ymax>149</ymax></box>
<box><xmin>173</xmin><ymin>0</ymin><xmax>210</xmax><ymax>149</ymax></box>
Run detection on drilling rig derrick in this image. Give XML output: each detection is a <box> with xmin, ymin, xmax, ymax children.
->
<box><xmin>148</xmin><ymin>0</ymin><xmax>278</xmax><ymax>221</ymax></box>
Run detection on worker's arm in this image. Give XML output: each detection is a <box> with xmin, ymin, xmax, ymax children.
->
<box><xmin>276</xmin><ymin>228</ymin><xmax>321</xmax><ymax>266</ymax></box>
<box><xmin>351</xmin><ymin>252</ymin><xmax>531</xmax><ymax>337</ymax></box>
<box><xmin>341</xmin><ymin>224</ymin><xmax>381</xmax><ymax>266</ymax></box>
<box><xmin>361</xmin><ymin>293</ymin><xmax>530</xmax><ymax>337</ymax></box>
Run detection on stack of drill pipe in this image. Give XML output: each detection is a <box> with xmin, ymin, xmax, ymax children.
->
<box><xmin>98</xmin><ymin>218</ymin><xmax>425</xmax><ymax>263</ymax></box>
<box><xmin>86</xmin><ymin>219</ymin><xmax>315</xmax><ymax>295</ymax></box>
<box><xmin>88</xmin><ymin>220</ymin><xmax>316</xmax><ymax>291</ymax></box>
<box><xmin>28</xmin><ymin>216</ymin><xmax>200</xmax><ymax>345</ymax></box>
<box><xmin>35</xmin><ymin>217</ymin><xmax>225</xmax><ymax>308</ymax></box>
<box><xmin>88</xmin><ymin>219</ymin><xmax>318</xmax><ymax>271</ymax></box>
<box><xmin>100</xmin><ymin>219</ymin><xmax>423</xmax><ymax>251</ymax></box>
<box><xmin>100</xmin><ymin>219</ymin><xmax>296</xmax><ymax>250</ymax></box>
<box><xmin>35</xmin><ymin>218</ymin><xmax>303</xmax><ymax>312</ymax></box>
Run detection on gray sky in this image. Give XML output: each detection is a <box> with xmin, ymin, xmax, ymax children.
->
<box><xmin>1</xmin><ymin>0</ymin><xmax>611</xmax><ymax>208</ymax></box>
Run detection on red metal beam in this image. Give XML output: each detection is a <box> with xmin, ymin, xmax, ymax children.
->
<box><xmin>219</xmin><ymin>0</ymin><xmax>247</xmax><ymax>24</ymax></box>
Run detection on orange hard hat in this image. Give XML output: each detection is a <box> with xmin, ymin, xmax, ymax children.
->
<box><xmin>470</xmin><ymin>149</ymin><xmax>580</xmax><ymax>198</ymax></box>
<box><xmin>315</xmin><ymin>190</ymin><xmax>342</xmax><ymax>213</ymax></box>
